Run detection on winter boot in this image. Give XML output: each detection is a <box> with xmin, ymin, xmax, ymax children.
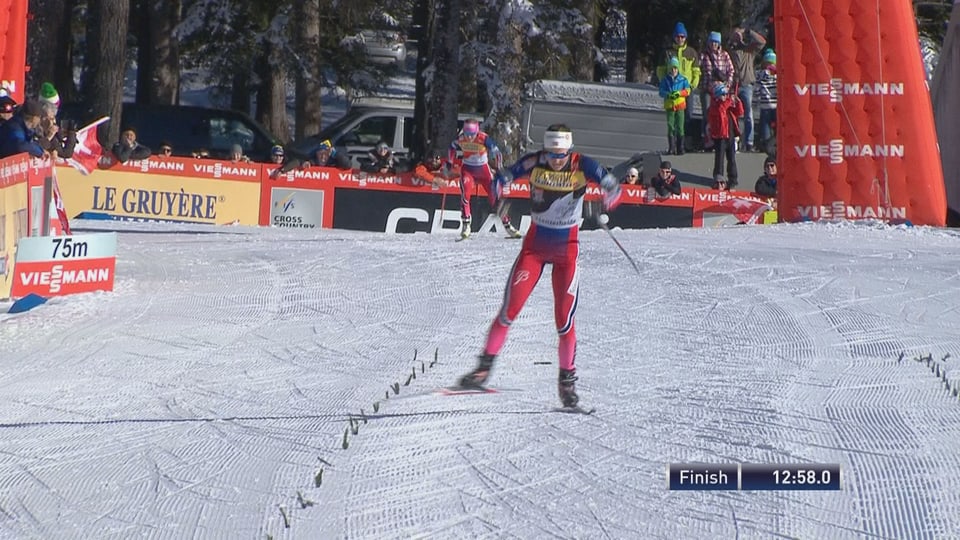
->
<box><xmin>459</xmin><ymin>218</ymin><xmax>471</xmax><ymax>240</ymax></box>
<box><xmin>666</xmin><ymin>137</ymin><xmax>676</xmax><ymax>155</ymax></box>
<box><xmin>676</xmin><ymin>136</ymin><xmax>685</xmax><ymax>155</ymax></box>
<box><xmin>558</xmin><ymin>368</ymin><xmax>579</xmax><ymax>408</ymax></box>
<box><xmin>459</xmin><ymin>353</ymin><xmax>496</xmax><ymax>388</ymax></box>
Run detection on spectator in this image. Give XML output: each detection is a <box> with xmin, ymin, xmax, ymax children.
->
<box><xmin>363</xmin><ymin>140</ymin><xmax>396</xmax><ymax>174</ymax></box>
<box><xmin>650</xmin><ymin>160</ymin><xmax>682</xmax><ymax>198</ymax></box>
<box><xmin>656</xmin><ymin>22</ymin><xmax>700</xmax><ymax>149</ymax></box>
<box><xmin>413</xmin><ymin>148</ymin><xmax>458</xmax><ymax>186</ymax></box>
<box><xmin>112</xmin><ymin>127</ymin><xmax>152</xmax><ymax>163</ymax></box>
<box><xmin>37</xmin><ymin>101</ymin><xmax>76</xmax><ymax>158</ymax></box>
<box><xmin>192</xmin><ymin>148</ymin><xmax>211</xmax><ymax>159</ymax></box>
<box><xmin>623</xmin><ymin>166</ymin><xmax>641</xmax><ymax>185</ymax></box>
<box><xmin>269</xmin><ymin>144</ymin><xmax>284</xmax><ymax>164</ymax></box>
<box><xmin>229</xmin><ymin>143</ymin><xmax>251</xmax><ymax>163</ymax></box>
<box><xmin>755</xmin><ymin>49</ymin><xmax>778</xmax><ymax>154</ymax></box>
<box><xmin>0</xmin><ymin>95</ymin><xmax>16</xmax><ymax>124</ymax></box>
<box><xmin>754</xmin><ymin>155</ymin><xmax>778</xmax><ymax>197</ymax></box>
<box><xmin>38</xmin><ymin>82</ymin><xmax>60</xmax><ymax>111</ymax></box>
<box><xmin>658</xmin><ymin>57</ymin><xmax>692</xmax><ymax>155</ymax></box>
<box><xmin>0</xmin><ymin>99</ymin><xmax>47</xmax><ymax>159</ymax></box>
<box><xmin>728</xmin><ymin>25</ymin><xmax>767</xmax><ymax>152</ymax></box>
<box><xmin>270</xmin><ymin>139</ymin><xmax>351</xmax><ymax>178</ymax></box>
<box><xmin>707</xmin><ymin>81</ymin><xmax>744</xmax><ymax>190</ymax></box>
<box><xmin>158</xmin><ymin>141</ymin><xmax>174</xmax><ymax>157</ymax></box>
<box><xmin>699</xmin><ymin>31</ymin><xmax>735</xmax><ymax>151</ymax></box>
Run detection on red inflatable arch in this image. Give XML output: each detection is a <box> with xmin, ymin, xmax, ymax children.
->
<box><xmin>774</xmin><ymin>0</ymin><xmax>946</xmax><ymax>226</ymax></box>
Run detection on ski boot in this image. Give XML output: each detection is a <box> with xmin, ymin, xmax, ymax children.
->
<box><xmin>504</xmin><ymin>222</ymin><xmax>522</xmax><ymax>239</ymax></box>
<box><xmin>459</xmin><ymin>218</ymin><xmax>472</xmax><ymax>240</ymax></box>
<box><xmin>558</xmin><ymin>368</ymin><xmax>579</xmax><ymax>408</ymax></box>
<box><xmin>458</xmin><ymin>353</ymin><xmax>496</xmax><ymax>389</ymax></box>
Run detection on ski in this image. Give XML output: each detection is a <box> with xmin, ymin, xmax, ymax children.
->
<box><xmin>553</xmin><ymin>405</ymin><xmax>596</xmax><ymax>415</ymax></box>
<box><xmin>438</xmin><ymin>386</ymin><xmax>499</xmax><ymax>395</ymax></box>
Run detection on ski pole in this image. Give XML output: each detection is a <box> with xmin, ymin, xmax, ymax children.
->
<box><xmin>597</xmin><ymin>213</ymin><xmax>643</xmax><ymax>277</ymax></box>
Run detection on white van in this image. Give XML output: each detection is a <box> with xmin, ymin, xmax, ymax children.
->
<box><xmin>288</xmin><ymin>98</ymin><xmax>477</xmax><ymax>170</ymax></box>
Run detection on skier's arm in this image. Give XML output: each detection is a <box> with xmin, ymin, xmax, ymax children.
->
<box><xmin>580</xmin><ymin>155</ymin><xmax>621</xmax><ymax>211</ymax></box>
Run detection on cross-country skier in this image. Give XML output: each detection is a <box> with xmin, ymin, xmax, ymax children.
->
<box><xmin>457</xmin><ymin>124</ymin><xmax>623</xmax><ymax>409</ymax></box>
<box><xmin>449</xmin><ymin>119</ymin><xmax>520</xmax><ymax>240</ymax></box>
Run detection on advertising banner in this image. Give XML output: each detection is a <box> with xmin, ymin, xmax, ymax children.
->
<box><xmin>692</xmin><ymin>190</ymin><xmax>775</xmax><ymax>228</ymax></box>
<box><xmin>11</xmin><ymin>233</ymin><xmax>118</xmax><ymax>298</ymax></box>
<box><xmin>56</xmin><ymin>157</ymin><xmax>262</xmax><ymax>225</ymax></box>
<box><xmin>775</xmin><ymin>0</ymin><xmax>946</xmax><ymax>226</ymax></box>
<box><xmin>0</xmin><ymin>0</ymin><xmax>28</xmax><ymax>103</ymax></box>
<box><xmin>1</xmin><ymin>155</ymin><xmax>30</xmax><ymax>299</ymax></box>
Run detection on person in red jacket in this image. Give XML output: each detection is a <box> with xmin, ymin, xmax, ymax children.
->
<box><xmin>413</xmin><ymin>149</ymin><xmax>459</xmax><ymax>186</ymax></box>
<box><xmin>707</xmin><ymin>81</ymin><xmax>744</xmax><ymax>190</ymax></box>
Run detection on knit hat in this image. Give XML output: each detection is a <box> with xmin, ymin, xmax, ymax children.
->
<box><xmin>668</xmin><ymin>57</ymin><xmax>680</xmax><ymax>69</ymax></box>
<box><xmin>271</xmin><ymin>144</ymin><xmax>284</xmax><ymax>156</ymax></box>
<box><xmin>39</xmin><ymin>82</ymin><xmax>60</xmax><ymax>108</ymax></box>
<box><xmin>763</xmin><ymin>49</ymin><xmax>777</xmax><ymax>64</ymax></box>
<box><xmin>709</xmin><ymin>31</ymin><xmax>722</xmax><ymax>44</ymax></box>
<box><xmin>764</xmin><ymin>155</ymin><xmax>776</xmax><ymax>166</ymax></box>
<box><xmin>316</xmin><ymin>139</ymin><xmax>332</xmax><ymax>151</ymax></box>
<box><xmin>712</xmin><ymin>81</ymin><xmax>728</xmax><ymax>97</ymax></box>
<box><xmin>674</xmin><ymin>22</ymin><xmax>687</xmax><ymax>38</ymax></box>
<box><xmin>626</xmin><ymin>167</ymin><xmax>639</xmax><ymax>177</ymax></box>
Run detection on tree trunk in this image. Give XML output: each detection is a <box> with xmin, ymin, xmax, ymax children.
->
<box><xmin>255</xmin><ymin>40</ymin><xmax>290</xmax><ymax>142</ymax></box>
<box><xmin>294</xmin><ymin>0</ymin><xmax>321</xmax><ymax>139</ymax></box>
<box><xmin>428</xmin><ymin>0</ymin><xmax>462</xmax><ymax>156</ymax></box>
<box><xmin>85</xmin><ymin>0</ymin><xmax>130</xmax><ymax>146</ymax></box>
<box><xmin>624</xmin><ymin>1</ymin><xmax>643</xmax><ymax>83</ymax></box>
<box><xmin>147</xmin><ymin>0</ymin><xmax>181</xmax><ymax>104</ymax></box>
<box><xmin>26</xmin><ymin>0</ymin><xmax>68</xmax><ymax>97</ymax></box>
<box><xmin>570</xmin><ymin>0</ymin><xmax>596</xmax><ymax>81</ymax></box>
<box><xmin>482</xmin><ymin>0</ymin><xmax>523</xmax><ymax>162</ymax></box>
<box><xmin>411</xmin><ymin>0</ymin><xmax>434</xmax><ymax>159</ymax></box>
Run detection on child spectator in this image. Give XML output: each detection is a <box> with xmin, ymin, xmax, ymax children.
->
<box><xmin>112</xmin><ymin>127</ymin><xmax>152</xmax><ymax>163</ymax></box>
<box><xmin>158</xmin><ymin>141</ymin><xmax>174</xmax><ymax>157</ymax></box>
<box><xmin>707</xmin><ymin>81</ymin><xmax>744</xmax><ymax>190</ymax></box>
<box><xmin>656</xmin><ymin>22</ymin><xmax>700</xmax><ymax>148</ymax></box>
<box><xmin>699</xmin><ymin>31</ymin><xmax>735</xmax><ymax>151</ymax></box>
<box><xmin>269</xmin><ymin>144</ymin><xmax>284</xmax><ymax>164</ymax></box>
<box><xmin>363</xmin><ymin>140</ymin><xmax>396</xmax><ymax>174</ymax></box>
<box><xmin>754</xmin><ymin>155</ymin><xmax>777</xmax><ymax>197</ymax></box>
<box><xmin>0</xmin><ymin>95</ymin><xmax>16</xmax><ymax>124</ymax></box>
<box><xmin>623</xmin><ymin>166</ymin><xmax>641</xmax><ymax>185</ymax></box>
<box><xmin>754</xmin><ymin>49</ymin><xmax>778</xmax><ymax>154</ymax></box>
<box><xmin>0</xmin><ymin>100</ymin><xmax>47</xmax><ymax>159</ymax></box>
<box><xmin>658</xmin><ymin>57</ymin><xmax>692</xmax><ymax>155</ymax></box>
<box><xmin>229</xmin><ymin>143</ymin><xmax>252</xmax><ymax>163</ymax></box>
<box><xmin>650</xmin><ymin>160</ymin><xmax>682</xmax><ymax>198</ymax></box>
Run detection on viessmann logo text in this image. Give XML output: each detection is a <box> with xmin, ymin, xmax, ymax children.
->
<box><xmin>795</xmin><ymin>80</ymin><xmax>905</xmax><ymax>102</ymax></box>
<box><xmin>794</xmin><ymin>139</ymin><xmax>904</xmax><ymax>164</ymax></box>
<box><xmin>19</xmin><ymin>265</ymin><xmax>111</xmax><ymax>293</ymax></box>
<box><xmin>91</xmin><ymin>186</ymin><xmax>220</xmax><ymax>220</ymax></box>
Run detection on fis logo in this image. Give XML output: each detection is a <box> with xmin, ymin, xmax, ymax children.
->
<box><xmin>275</xmin><ymin>192</ymin><xmax>296</xmax><ymax>213</ymax></box>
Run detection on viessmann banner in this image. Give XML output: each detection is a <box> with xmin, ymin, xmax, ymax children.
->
<box><xmin>56</xmin><ymin>157</ymin><xmax>263</xmax><ymax>225</ymax></box>
<box><xmin>1</xmin><ymin>155</ymin><xmax>30</xmax><ymax>299</ymax></box>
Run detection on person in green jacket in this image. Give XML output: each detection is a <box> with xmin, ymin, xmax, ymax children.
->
<box><xmin>657</xmin><ymin>22</ymin><xmax>701</xmax><ymax>150</ymax></box>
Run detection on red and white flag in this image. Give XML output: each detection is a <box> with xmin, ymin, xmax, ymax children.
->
<box><xmin>51</xmin><ymin>166</ymin><xmax>71</xmax><ymax>235</ymax></box>
<box><xmin>65</xmin><ymin>116</ymin><xmax>109</xmax><ymax>175</ymax></box>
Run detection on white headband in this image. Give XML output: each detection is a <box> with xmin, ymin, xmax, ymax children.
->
<box><xmin>543</xmin><ymin>130</ymin><xmax>573</xmax><ymax>151</ymax></box>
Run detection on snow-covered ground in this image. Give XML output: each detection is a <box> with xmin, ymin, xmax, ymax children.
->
<box><xmin>2</xmin><ymin>220</ymin><xmax>960</xmax><ymax>538</ymax></box>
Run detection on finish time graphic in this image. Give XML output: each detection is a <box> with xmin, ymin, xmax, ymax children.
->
<box><xmin>668</xmin><ymin>463</ymin><xmax>842</xmax><ymax>491</ymax></box>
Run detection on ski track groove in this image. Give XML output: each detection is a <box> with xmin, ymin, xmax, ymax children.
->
<box><xmin>2</xmin><ymin>224</ymin><xmax>960</xmax><ymax>537</ymax></box>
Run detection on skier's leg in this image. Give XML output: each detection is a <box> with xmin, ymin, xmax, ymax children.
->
<box><xmin>551</xmin><ymin>239</ymin><xmax>581</xmax><ymax>407</ymax></box>
<box><xmin>461</xmin><ymin>246</ymin><xmax>545</xmax><ymax>387</ymax></box>
<box><xmin>459</xmin><ymin>171</ymin><xmax>475</xmax><ymax>237</ymax></box>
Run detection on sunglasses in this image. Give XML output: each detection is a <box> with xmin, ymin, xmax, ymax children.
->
<box><xmin>160</xmin><ymin>147</ymin><xmax>172</xmax><ymax>153</ymax></box>
<box><xmin>627</xmin><ymin>175</ymin><xmax>638</xmax><ymax>178</ymax></box>
<box><xmin>547</xmin><ymin>151</ymin><xmax>570</xmax><ymax>159</ymax></box>
<box><xmin>660</xmin><ymin>168</ymin><xmax>672</xmax><ymax>172</ymax></box>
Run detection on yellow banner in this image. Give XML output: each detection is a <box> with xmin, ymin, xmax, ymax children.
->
<box><xmin>56</xmin><ymin>166</ymin><xmax>261</xmax><ymax>225</ymax></box>
<box><xmin>1</xmin><ymin>177</ymin><xmax>28</xmax><ymax>300</ymax></box>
